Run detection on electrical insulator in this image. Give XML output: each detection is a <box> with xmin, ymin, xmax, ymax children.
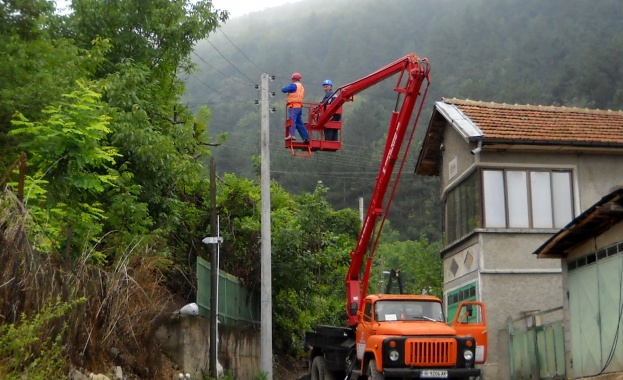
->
<box><xmin>254</xmin><ymin>99</ymin><xmax>259</xmax><ymax>105</ymax></box>
<box><xmin>271</xmin><ymin>91</ymin><xmax>276</xmax><ymax>97</ymax></box>
<box><xmin>270</xmin><ymin>75</ymin><xmax>275</xmax><ymax>81</ymax></box>
<box><xmin>254</xmin><ymin>84</ymin><xmax>259</xmax><ymax>90</ymax></box>
<box><xmin>270</xmin><ymin>107</ymin><xmax>276</xmax><ymax>113</ymax></box>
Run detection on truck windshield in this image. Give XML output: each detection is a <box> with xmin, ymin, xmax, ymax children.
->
<box><xmin>374</xmin><ymin>300</ymin><xmax>444</xmax><ymax>322</ymax></box>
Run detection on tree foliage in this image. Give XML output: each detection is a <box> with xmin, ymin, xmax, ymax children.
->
<box><xmin>369</xmin><ymin>236</ymin><xmax>444</xmax><ymax>298</ymax></box>
<box><xmin>9</xmin><ymin>83</ymin><xmax>119</xmax><ymax>257</ymax></box>
<box><xmin>217</xmin><ymin>175</ymin><xmax>360</xmax><ymax>353</ymax></box>
<box><xmin>2</xmin><ymin>0</ymin><xmax>230</xmax><ymax>263</ymax></box>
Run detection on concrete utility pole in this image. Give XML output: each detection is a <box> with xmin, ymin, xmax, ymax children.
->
<box><xmin>359</xmin><ymin>196</ymin><xmax>364</xmax><ymax>223</ymax></box>
<box><xmin>202</xmin><ymin>160</ymin><xmax>223</xmax><ymax>378</ymax></box>
<box><xmin>259</xmin><ymin>72</ymin><xmax>273</xmax><ymax>379</ymax></box>
<box><xmin>209</xmin><ymin>158</ymin><xmax>218</xmax><ymax>378</ymax></box>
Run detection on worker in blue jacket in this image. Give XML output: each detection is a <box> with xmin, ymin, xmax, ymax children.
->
<box><xmin>321</xmin><ymin>79</ymin><xmax>340</xmax><ymax>141</ymax></box>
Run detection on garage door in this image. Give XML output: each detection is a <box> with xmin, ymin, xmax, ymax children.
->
<box><xmin>568</xmin><ymin>245</ymin><xmax>623</xmax><ymax>377</ymax></box>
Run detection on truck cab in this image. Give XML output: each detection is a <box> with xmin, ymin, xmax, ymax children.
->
<box><xmin>351</xmin><ymin>294</ymin><xmax>487</xmax><ymax>379</ymax></box>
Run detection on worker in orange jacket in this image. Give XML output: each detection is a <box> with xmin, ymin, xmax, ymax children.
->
<box><xmin>281</xmin><ymin>72</ymin><xmax>310</xmax><ymax>143</ymax></box>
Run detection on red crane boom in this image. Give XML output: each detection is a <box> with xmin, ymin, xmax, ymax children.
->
<box><xmin>336</xmin><ymin>54</ymin><xmax>431</xmax><ymax>327</ymax></box>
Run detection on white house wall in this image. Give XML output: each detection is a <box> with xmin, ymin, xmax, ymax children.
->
<box><xmin>440</xmin><ymin>122</ymin><xmax>476</xmax><ymax>190</ymax></box>
<box><xmin>480</xmin><ymin>233</ymin><xmax>561</xmax><ymax>271</ymax></box>
<box><xmin>574</xmin><ymin>154</ymin><xmax>623</xmax><ymax>210</ymax></box>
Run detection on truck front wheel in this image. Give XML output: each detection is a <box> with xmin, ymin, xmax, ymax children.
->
<box><xmin>366</xmin><ymin>359</ymin><xmax>384</xmax><ymax>380</ymax></box>
<box><xmin>311</xmin><ymin>356</ymin><xmax>336</xmax><ymax>380</ymax></box>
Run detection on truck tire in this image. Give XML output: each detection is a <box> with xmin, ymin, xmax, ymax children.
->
<box><xmin>366</xmin><ymin>359</ymin><xmax>384</xmax><ymax>380</ymax></box>
<box><xmin>311</xmin><ymin>356</ymin><xmax>336</xmax><ymax>380</ymax></box>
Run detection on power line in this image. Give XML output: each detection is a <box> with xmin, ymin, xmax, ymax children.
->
<box><xmin>192</xmin><ymin>50</ymin><xmax>252</xmax><ymax>88</ymax></box>
<box><xmin>206</xmin><ymin>39</ymin><xmax>257</xmax><ymax>85</ymax></box>
<box><xmin>217</xmin><ymin>27</ymin><xmax>266</xmax><ymax>76</ymax></box>
<box><xmin>217</xmin><ymin>138</ymin><xmax>416</xmax><ymax>172</ymax></box>
<box><xmin>185</xmin><ymin>99</ymin><xmax>254</xmax><ymax>107</ymax></box>
<box><xmin>192</xmin><ymin>51</ymin><xmax>229</xmax><ymax>78</ymax></box>
<box><xmin>188</xmin><ymin>73</ymin><xmax>241</xmax><ymax>102</ymax></box>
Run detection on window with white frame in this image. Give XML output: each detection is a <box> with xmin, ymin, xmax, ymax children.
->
<box><xmin>482</xmin><ymin>169</ymin><xmax>574</xmax><ymax>229</ymax></box>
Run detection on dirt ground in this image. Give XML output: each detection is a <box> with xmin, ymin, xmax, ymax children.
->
<box><xmin>159</xmin><ymin>353</ymin><xmax>310</xmax><ymax>380</ymax></box>
<box><xmin>101</xmin><ymin>350</ymin><xmax>311</xmax><ymax>379</ymax></box>
<box><xmin>274</xmin><ymin>355</ymin><xmax>309</xmax><ymax>380</ymax></box>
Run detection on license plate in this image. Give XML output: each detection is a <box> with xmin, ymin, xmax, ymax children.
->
<box><xmin>420</xmin><ymin>370</ymin><xmax>448</xmax><ymax>378</ymax></box>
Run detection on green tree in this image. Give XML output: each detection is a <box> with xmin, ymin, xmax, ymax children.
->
<box><xmin>9</xmin><ymin>82</ymin><xmax>120</xmax><ymax>258</ymax></box>
<box><xmin>0</xmin><ymin>0</ymin><xmax>89</xmax><ymax>165</ymax></box>
<box><xmin>217</xmin><ymin>176</ymin><xmax>359</xmax><ymax>354</ymax></box>
<box><xmin>57</xmin><ymin>0</ymin><xmax>229</xmax><ymax>261</ymax></box>
<box><xmin>371</xmin><ymin>236</ymin><xmax>444</xmax><ymax>298</ymax></box>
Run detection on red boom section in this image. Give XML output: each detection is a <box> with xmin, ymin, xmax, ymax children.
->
<box><xmin>344</xmin><ymin>54</ymin><xmax>430</xmax><ymax>327</ymax></box>
<box><xmin>309</xmin><ymin>54</ymin><xmax>425</xmax><ymax>133</ymax></box>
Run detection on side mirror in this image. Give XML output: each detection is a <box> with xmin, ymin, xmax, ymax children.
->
<box><xmin>349</xmin><ymin>302</ymin><xmax>358</xmax><ymax>316</ymax></box>
<box><xmin>466</xmin><ymin>304</ymin><xmax>473</xmax><ymax>317</ymax></box>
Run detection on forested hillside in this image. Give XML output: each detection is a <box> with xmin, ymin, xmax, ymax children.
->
<box><xmin>186</xmin><ymin>0</ymin><xmax>623</xmax><ymax>241</ymax></box>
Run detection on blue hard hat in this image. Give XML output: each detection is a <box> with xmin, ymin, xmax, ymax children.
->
<box><xmin>322</xmin><ymin>79</ymin><xmax>333</xmax><ymax>86</ymax></box>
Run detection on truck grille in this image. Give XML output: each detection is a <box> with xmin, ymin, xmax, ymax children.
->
<box><xmin>404</xmin><ymin>338</ymin><xmax>457</xmax><ymax>366</ymax></box>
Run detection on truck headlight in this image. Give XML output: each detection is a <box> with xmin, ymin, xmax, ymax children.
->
<box><xmin>389</xmin><ymin>350</ymin><xmax>400</xmax><ymax>361</ymax></box>
<box><xmin>463</xmin><ymin>349</ymin><xmax>474</xmax><ymax>361</ymax></box>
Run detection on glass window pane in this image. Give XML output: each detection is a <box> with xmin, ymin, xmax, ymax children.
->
<box><xmin>483</xmin><ymin>170</ymin><xmax>506</xmax><ymax>228</ymax></box>
<box><xmin>459</xmin><ymin>182</ymin><xmax>467</xmax><ymax>237</ymax></box>
<box><xmin>446</xmin><ymin>189</ymin><xmax>456</xmax><ymax>243</ymax></box>
<box><xmin>530</xmin><ymin>172</ymin><xmax>553</xmax><ymax>228</ymax></box>
<box><xmin>552</xmin><ymin>171</ymin><xmax>573</xmax><ymax>228</ymax></box>
<box><xmin>506</xmin><ymin>171</ymin><xmax>529</xmax><ymax>228</ymax></box>
<box><xmin>445</xmin><ymin>172</ymin><xmax>480</xmax><ymax>244</ymax></box>
<box><xmin>466</xmin><ymin>173</ymin><xmax>480</xmax><ymax>230</ymax></box>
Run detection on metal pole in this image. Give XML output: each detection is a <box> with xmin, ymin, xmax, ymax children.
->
<box><xmin>359</xmin><ymin>196</ymin><xmax>364</xmax><ymax>223</ymax></box>
<box><xmin>260</xmin><ymin>72</ymin><xmax>273</xmax><ymax>379</ymax></box>
<box><xmin>209</xmin><ymin>158</ymin><xmax>218</xmax><ymax>378</ymax></box>
<box><xmin>216</xmin><ymin>215</ymin><xmax>220</xmax><ymax>359</ymax></box>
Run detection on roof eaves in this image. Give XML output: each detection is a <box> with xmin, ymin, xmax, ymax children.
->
<box><xmin>435</xmin><ymin>101</ymin><xmax>484</xmax><ymax>142</ymax></box>
<box><xmin>483</xmin><ymin>138</ymin><xmax>623</xmax><ymax>148</ymax></box>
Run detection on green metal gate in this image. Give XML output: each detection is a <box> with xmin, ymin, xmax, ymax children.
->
<box><xmin>508</xmin><ymin>307</ymin><xmax>565</xmax><ymax>379</ymax></box>
<box><xmin>568</xmin><ymin>252</ymin><xmax>623</xmax><ymax>377</ymax></box>
<box><xmin>196</xmin><ymin>256</ymin><xmax>260</xmax><ymax>327</ymax></box>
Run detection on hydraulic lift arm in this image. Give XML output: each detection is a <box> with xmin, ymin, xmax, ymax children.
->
<box><xmin>343</xmin><ymin>54</ymin><xmax>430</xmax><ymax>327</ymax></box>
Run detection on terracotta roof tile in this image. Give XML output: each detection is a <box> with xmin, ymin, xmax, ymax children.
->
<box><xmin>443</xmin><ymin>98</ymin><xmax>623</xmax><ymax>145</ymax></box>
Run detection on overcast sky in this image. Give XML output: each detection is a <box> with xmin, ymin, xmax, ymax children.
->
<box><xmin>53</xmin><ymin>0</ymin><xmax>302</xmax><ymax>19</ymax></box>
<box><xmin>212</xmin><ymin>0</ymin><xmax>303</xmax><ymax>18</ymax></box>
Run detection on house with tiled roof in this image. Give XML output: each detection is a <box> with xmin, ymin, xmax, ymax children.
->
<box><xmin>415</xmin><ymin>98</ymin><xmax>623</xmax><ymax>379</ymax></box>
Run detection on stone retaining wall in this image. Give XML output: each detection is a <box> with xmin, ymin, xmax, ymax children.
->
<box><xmin>156</xmin><ymin>315</ymin><xmax>260</xmax><ymax>379</ymax></box>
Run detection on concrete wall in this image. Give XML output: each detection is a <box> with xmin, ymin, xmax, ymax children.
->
<box><xmin>440</xmin><ymin>124</ymin><xmax>476</xmax><ymax>188</ymax></box>
<box><xmin>442</xmin><ymin>232</ymin><xmax>563</xmax><ymax>379</ymax></box>
<box><xmin>156</xmin><ymin>315</ymin><xmax>260</xmax><ymax>379</ymax></box>
<box><xmin>480</xmin><ymin>272</ymin><xmax>563</xmax><ymax>378</ymax></box>
<box><xmin>575</xmin><ymin>154</ymin><xmax>623</xmax><ymax>209</ymax></box>
<box><xmin>480</xmin><ymin>232</ymin><xmax>560</xmax><ymax>270</ymax></box>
